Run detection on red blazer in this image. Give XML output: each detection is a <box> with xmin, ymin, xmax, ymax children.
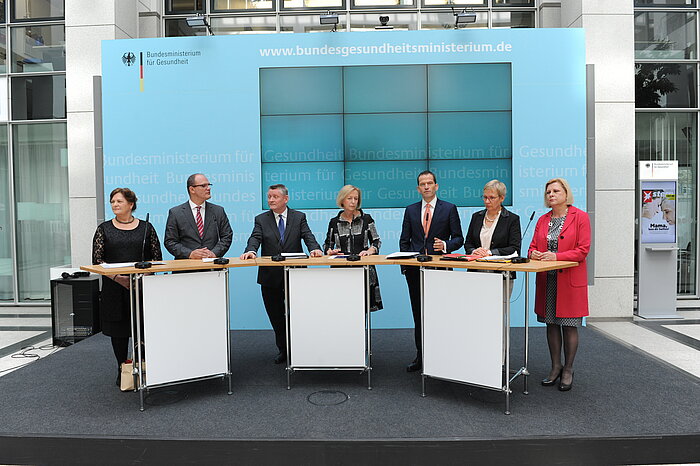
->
<box><xmin>528</xmin><ymin>205</ymin><xmax>591</xmax><ymax>319</ymax></box>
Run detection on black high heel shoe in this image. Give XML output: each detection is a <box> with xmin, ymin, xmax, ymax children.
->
<box><xmin>558</xmin><ymin>370</ymin><xmax>574</xmax><ymax>391</ymax></box>
<box><xmin>541</xmin><ymin>368</ymin><xmax>562</xmax><ymax>386</ymax></box>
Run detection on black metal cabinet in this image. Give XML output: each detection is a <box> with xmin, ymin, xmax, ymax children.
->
<box><xmin>50</xmin><ymin>276</ymin><xmax>100</xmax><ymax>346</ymax></box>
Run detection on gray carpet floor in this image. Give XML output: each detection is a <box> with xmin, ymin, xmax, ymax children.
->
<box><xmin>0</xmin><ymin>328</ymin><xmax>698</xmax><ymax>440</ymax></box>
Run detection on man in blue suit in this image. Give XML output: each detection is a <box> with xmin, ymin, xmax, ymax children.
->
<box><xmin>399</xmin><ymin>170</ymin><xmax>464</xmax><ymax>372</ymax></box>
<box><xmin>240</xmin><ymin>184</ymin><xmax>323</xmax><ymax>364</ymax></box>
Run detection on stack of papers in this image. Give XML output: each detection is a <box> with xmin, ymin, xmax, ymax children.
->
<box><xmin>386</xmin><ymin>252</ymin><xmax>420</xmax><ymax>259</ymax></box>
<box><xmin>476</xmin><ymin>252</ymin><xmax>518</xmax><ymax>261</ymax></box>
<box><xmin>99</xmin><ymin>261</ymin><xmax>166</xmax><ymax>268</ymax></box>
<box><xmin>440</xmin><ymin>254</ymin><xmax>479</xmax><ymax>261</ymax></box>
<box><xmin>281</xmin><ymin>252</ymin><xmax>308</xmax><ymax>259</ymax></box>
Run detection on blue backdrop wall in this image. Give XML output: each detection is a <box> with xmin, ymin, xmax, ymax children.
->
<box><xmin>101</xmin><ymin>28</ymin><xmax>586</xmax><ymax>329</ymax></box>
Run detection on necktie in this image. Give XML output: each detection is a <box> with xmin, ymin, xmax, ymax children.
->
<box><xmin>423</xmin><ymin>204</ymin><xmax>432</xmax><ymax>236</ymax></box>
<box><xmin>195</xmin><ymin>206</ymin><xmax>204</xmax><ymax>238</ymax></box>
<box><xmin>278</xmin><ymin>214</ymin><xmax>285</xmax><ymax>244</ymax></box>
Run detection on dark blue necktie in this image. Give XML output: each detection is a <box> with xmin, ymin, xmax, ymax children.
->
<box><xmin>278</xmin><ymin>215</ymin><xmax>285</xmax><ymax>244</ymax></box>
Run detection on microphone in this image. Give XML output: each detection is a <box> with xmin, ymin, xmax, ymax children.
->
<box><xmin>512</xmin><ymin>211</ymin><xmax>536</xmax><ymax>264</ymax></box>
<box><xmin>134</xmin><ymin>213</ymin><xmax>152</xmax><ymax>269</ymax></box>
<box><xmin>416</xmin><ymin>234</ymin><xmax>433</xmax><ymax>262</ymax></box>
<box><xmin>521</xmin><ymin>211</ymin><xmax>536</xmax><ymax>241</ymax></box>
<box><xmin>347</xmin><ymin>218</ymin><xmax>360</xmax><ymax>262</ymax></box>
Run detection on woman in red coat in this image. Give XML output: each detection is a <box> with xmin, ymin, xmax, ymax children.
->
<box><xmin>528</xmin><ymin>178</ymin><xmax>591</xmax><ymax>391</ymax></box>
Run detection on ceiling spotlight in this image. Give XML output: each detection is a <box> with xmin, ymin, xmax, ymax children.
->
<box><xmin>320</xmin><ymin>11</ymin><xmax>339</xmax><ymax>31</ymax></box>
<box><xmin>375</xmin><ymin>15</ymin><xmax>394</xmax><ymax>30</ymax></box>
<box><xmin>453</xmin><ymin>8</ymin><xmax>477</xmax><ymax>28</ymax></box>
<box><xmin>185</xmin><ymin>14</ymin><xmax>214</xmax><ymax>35</ymax></box>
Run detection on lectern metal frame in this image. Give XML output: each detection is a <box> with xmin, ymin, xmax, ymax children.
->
<box><xmin>419</xmin><ymin>267</ymin><xmax>531</xmax><ymax>415</ymax></box>
<box><xmin>284</xmin><ymin>265</ymin><xmax>372</xmax><ymax>390</ymax></box>
<box><xmin>128</xmin><ymin>269</ymin><xmax>233</xmax><ymax>412</ymax></box>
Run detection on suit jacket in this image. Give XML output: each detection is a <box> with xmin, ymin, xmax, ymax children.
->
<box><xmin>244</xmin><ymin>208</ymin><xmax>321</xmax><ymax>287</ymax></box>
<box><xmin>528</xmin><ymin>205</ymin><xmax>590</xmax><ymax>319</ymax></box>
<box><xmin>464</xmin><ymin>208</ymin><xmax>521</xmax><ymax>256</ymax></box>
<box><xmin>399</xmin><ymin>199</ymin><xmax>464</xmax><ymax>256</ymax></box>
<box><xmin>164</xmin><ymin>201</ymin><xmax>233</xmax><ymax>259</ymax></box>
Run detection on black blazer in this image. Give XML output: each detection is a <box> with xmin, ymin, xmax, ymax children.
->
<box><xmin>244</xmin><ymin>208</ymin><xmax>321</xmax><ymax>287</ymax></box>
<box><xmin>464</xmin><ymin>207</ymin><xmax>521</xmax><ymax>256</ymax></box>
<box><xmin>399</xmin><ymin>199</ymin><xmax>464</xmax><ymax>254</ymax></box>
<box><xmin>164</xmin><ymin>201</ymin><xmax>233</xmax><ymax>259</ymax></box>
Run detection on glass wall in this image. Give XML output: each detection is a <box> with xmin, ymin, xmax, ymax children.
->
<box><xmin>0</xmin><ymin>0</ymin><xmax>67</xmax><ymax>304</ymax></box>
<box><xmin>13</xmin><ymin>123</ymin><xmax>69</xmax><ymax>300</ymax></box>
<box><xmin>635</xmin><ymin>2</ymin><xmax>700</xmax><ymax>297</ymax></box>
<box><xmin>0</xmin><ymin>125</ymin><xmax>11</xmax><ymax>302</ymax></box>
<box><xmin>163</xmin><ymin>0</ymin><xmax>536</xmax><ymax>34</ymax></box>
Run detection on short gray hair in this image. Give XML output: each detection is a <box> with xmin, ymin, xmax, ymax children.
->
<box><xmin>268</xmin><ymin>184</ymin><xmax>288</xmax><ymax>196</ymax></box>
<box><xmin>484</xmin><ymin>179</ymin><xmax>506</xmax><ymax>198</ymax></box>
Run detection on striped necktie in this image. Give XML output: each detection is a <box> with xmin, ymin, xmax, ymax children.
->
<box><xmin>195</xmin><ymin>206</ymin><xmax>204</xmax><ymax>238</ymax></box>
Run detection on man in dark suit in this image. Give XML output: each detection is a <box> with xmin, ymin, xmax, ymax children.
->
<box><xmin>164</xmin><ymin>173</ymin><xmax>233</xmax><ymax>259</ymax></box>
<box><xmin>240</xmin><ymin>184</ymin><xmax>322</xmax><ymax>364</ymax></box>
<box><xmin>399</xmin><ymin>170</ymin><xmax>464</xmax><ymax>372</ymax></box>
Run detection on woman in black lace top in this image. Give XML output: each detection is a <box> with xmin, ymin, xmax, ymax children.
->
<box><xmin>92</xmin><ymin>188</ymin><xmax>162</xmax><ymax>384</ymax></box>
<box><xmin>323</xmin><ymin>185</ymin><xmax>383</xmax><ymax>311</ymax></box>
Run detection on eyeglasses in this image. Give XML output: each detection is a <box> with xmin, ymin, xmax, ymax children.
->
<box><xmin>482</xmin><ymin>195</ymin><xmax>500</xmax><ymax>201</ymax></box>
<box><xmin>192</xmin><ymin>183</ymin><xmax>213</xmax><ymax>189</ymax></box>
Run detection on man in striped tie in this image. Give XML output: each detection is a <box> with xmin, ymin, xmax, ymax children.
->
<box><xmin>164</xmin><ymin>173</ymin><xmax>233</xmax><ymax>260</ymax></box>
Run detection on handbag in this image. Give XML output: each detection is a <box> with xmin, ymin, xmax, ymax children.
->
<box><xmin>120</xmin><ymin>360</ymin><xmax>135</xmax><ymax>391</ymax></box>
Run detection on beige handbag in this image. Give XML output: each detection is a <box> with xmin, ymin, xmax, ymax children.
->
<box><xmin>120</xmin><ymin>360</ymin><xmax>135</xmax><ymax>391</ymax></box>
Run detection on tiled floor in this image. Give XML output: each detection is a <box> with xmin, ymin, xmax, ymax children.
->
<box><xmin>0</xmin><ymin>306</ymin><xmax>57</xmax><ymax>377</ymax></box>
<box><xmin>588</xmin><ymin>309</ymin><xmax>700</xmax><ymax>380</ymax></box>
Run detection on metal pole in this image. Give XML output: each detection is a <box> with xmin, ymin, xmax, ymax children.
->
<box><xmin>420</xmin><ymin>267</ymin><xmax>426</xmax><ymax>396</ymax></box>
<box><xmin>504</xmin><ymin>271</ymin><xmax>511</xmax><ymax>415</ymax></box>
<box><xmin>420</xmin><ymin>267</ymin><xmax>425</xmax><ymax>373</ymax></box>
<box><xmin>365</xmin><ymin>265</ymin><xmax>372</xmax><ymax>390</ymax></box>
<box><xmin>134</xmin><ymin>273</ymin><xmax>145</xmax><ymax>412</ymax></box>
<box><xmin>285</xmin><ymin>266</ymin><xmax>291</xmax><ymax>390</ymax></box>
<box><xmin>128</xmin><ymin>273</ymin><xmax>137</xmax><ymax>399</ymax></box>
<box><xmin>523</xmin><ymin>271</ymin><xmax>530</xmax><ymax>395</ymax></box>
<box><xmin>225</xmin><ymin>268</ymin><xmax>233</xmax><ymax>395</ymax></box>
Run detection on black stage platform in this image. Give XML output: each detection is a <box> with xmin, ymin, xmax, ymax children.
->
<box><xmin>0</xmin><ymin>328</ymin><xmax>698</xmax><ymax>465</ymax></box>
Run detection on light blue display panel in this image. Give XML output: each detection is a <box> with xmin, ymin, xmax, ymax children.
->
<box><xmin>102</xmin><ymin>29</ymin><xmax>587</xmax><ymax>330</ymax></box>
<box><xmin>260</xmin><ymin>63</ymin><xmax>512</xmax><ymax>209</ymax></box>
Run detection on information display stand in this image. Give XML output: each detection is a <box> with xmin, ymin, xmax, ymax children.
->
<box><xmin>638</xmin><ymin>160</ymin><xmax>681</xmax><ymax>319</ymax></box>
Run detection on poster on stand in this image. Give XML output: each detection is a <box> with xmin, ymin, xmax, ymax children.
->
<box><xmin>640</xmin><ymin>180</ymin><xmax>676</xmax><ymax>244</ymax></box>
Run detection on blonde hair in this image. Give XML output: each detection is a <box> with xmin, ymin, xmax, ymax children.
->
<box><xmin>336</xmin><ymin>185</ymin><xmax>362</xmax><ymax>209</ymax></box>
<box><xmin>483</xmin><ymin>179</ymin><xmax>506</xmax><ymax>198</ymax></box>
<box><xmin>544</xmin><ymin>178</ymin><xmax>574</xmax><ymax>207</ymax></box>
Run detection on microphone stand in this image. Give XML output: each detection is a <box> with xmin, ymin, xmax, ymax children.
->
<box><xmin>135</xmin><ymin>213</ymin><xmax>152</xmax><ymax>269</ymax></box>
<box><xmin>416</xmin><ymin>235</ymin><xmax>432</xmax><ymax>262</ymax></box>
<box><xmin>512</xmin><ymin>211</ymin><xmax>536</xmax><ymax>264</ymax></box>
<box><xmin>346</xmin><ymin>216</ymin><xmax>361</xmax><ymax>262</ymax></box>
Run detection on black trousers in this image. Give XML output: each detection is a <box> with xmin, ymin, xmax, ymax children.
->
<box><xmin>404</xmin><ymin>267</ymin><xmax>422</xmax><ymax>358</ymax></box>
<box><xmin>261</xmin><ymin>285</ymin><xmax>286</xmax><ymax>354</ymax></box>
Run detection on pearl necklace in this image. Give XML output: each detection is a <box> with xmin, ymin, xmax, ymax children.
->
<box><xmin>485</xmin><ymin>209</ymin><xmax>501</xmax><ymax>222</ymax></box>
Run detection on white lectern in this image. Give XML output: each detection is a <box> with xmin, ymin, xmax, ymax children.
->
<box><xmin>285</xmin><ymin>265</ymin><xmax>372</xmax><ymax>389</ymax></box>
